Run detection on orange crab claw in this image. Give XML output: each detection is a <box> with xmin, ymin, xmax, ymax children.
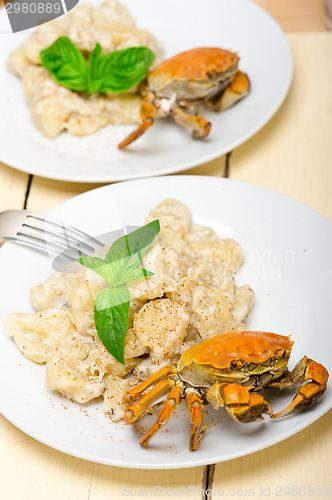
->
<box><xmin>206</xmin><ymin>70</ymin><xmax>250</xmax><ymax>112</ymax></box>
<box><xmin>118</xmin><ymin>117</ymin><xmax>154</xmax><ymax>149</ymax></box>
<box><xmin>140</xmin><ymin>383</ymin><xmax>182</xmax><ymax>447</ymax></box>
<box><xmin>222</xmin><ymin>383</ymin><xmax>273</xmax><ymax>423</ymax></box>
<box><xmin>272</xmin><ymin>358</ymin><xmax>329</xmax><ymax>418</ymax></box>
<box><xmin>118</xmin><ymin>93</ymin><xmax>157</xmax><ymax>149</ymax></box>
<box><xmin>171</xmin><ymin>105</ymin><xmax>211</xmax><ymax>139</ymax></box>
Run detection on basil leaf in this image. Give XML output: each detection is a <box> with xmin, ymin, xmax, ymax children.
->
<box><xmin>106</xmin><ymin>220</ymin><xmax>160</xmax><ymax>264</ymax></box>
<box><xmin>101</xmin><ymin>253</ymin><xmax>141</xmax><ymax>287</ymax></box>
<box><xmin>77</xmin><ymin>221</ymin><xmax>160</xmax><ymax>363</ymax></box>
<box><xmin>117</xmin><ymin>267</ymin><xmax>154</xmax><ymax>284</ymax></box>
<box><xmin>87</xmin><ymin>42</ymin><xmax>103</xmax><ymax>95</ymax></box>
<box><xmin>40</xmin><ymin>36</ymin><xmax>88</xmax><ymax>92</ymax></box>
<box><xmin>78</xmin><ymin>248</ymin><xmax>155</xmax><ymax>287</ymax></box>
<box><xmin>77</xmin><ymin>256</ymin><xmax>118</xmax><ymax>284</ymax></box>
<box><xmin>94</xmin><ymin>287</ymin><xmax>130</xmax><ymax>364</ymax></box>
<box><xmin>40</xmin><ymin>37</ymin><xmax>155</xmax><ymax>95</ymax></box>
<box><xmin>91</xmin><ymin>46</ymin><xmax>155</xmax><ymax>94</ymax></box>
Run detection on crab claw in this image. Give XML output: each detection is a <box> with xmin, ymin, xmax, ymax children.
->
<box><xmin>222</xmin><ymin>383</ymin><xmax>273</xmax><ymax>423</ymax></box>
<box><xmin>271</xmin><ymin>357</ymin><xmax>329</xmax><ymax>419</ymax></box>
<box><xmin>206</xmin><ymin>70</ymin><xmax>250</xmax><ymax>112</ymax></box>
<box><xmin>171</xmin><ymin>105</ymin><xmax>211</xmax><ymax>139</ymax></box>
<box><xmin>118</xmin><ymin>92</ymin><xmax>157</xmax><ymax>149</ymax></box>
<box><xmin>118</xmin><ymin>116</ymin><xmax>155</xmax><ymax>149</ymax></box>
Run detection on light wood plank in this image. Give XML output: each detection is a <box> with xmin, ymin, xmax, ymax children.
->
<box><xmin>0</xmin><ymin>415</ymin><xmax>204</xmax><ymax>500</ymax></box>
<box><xmin>213</xmin><ymin>32</ymin><xmax>332</xmax><ymax>497</ymax></box>
<box><xmin>254</xmin><ymin>0</ymin><xmax>327</xmax><ymax>32</ymax></box>
<box><xmin>213</xmin><ymin>410</ymin><xmax>332</xmax><ymax>496</ymax></box>
<box><xmin>89</xmin><ymin>464</ymin><xmax>203</xmax><ymax>500</ymax></box>
<box><xmin>229</xmin><ymin>33</ymin><xmax>332</xmax><ymax>221</ymax></box>
<box><xmin>0</xmin><ymin>162</ymin><xmax>28</xmax><ymax>211</ymax></box>
<box><xmin>0</xmin><ymin>415</ymin><xmax>95</xmax><ymax>500</ymax></box>
<box><xmin>177</xmin><ymin>155</ymin><xmax>226</xmax><ymax>178</ymax></box>
<box><xmin>26</xmin><ymin>155</ymin><xmax>226</xmax><ymax>212</ymax></box>
<box><xmin>26</xmin><ymin>177</ymin><xmax>106</xmax><ymax>212</ymax></box>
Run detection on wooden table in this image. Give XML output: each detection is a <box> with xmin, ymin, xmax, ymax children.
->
<box><xmin>1</xmin><ymin>1</ymin><xmax>331</xmax><ymax>498</ymax></box>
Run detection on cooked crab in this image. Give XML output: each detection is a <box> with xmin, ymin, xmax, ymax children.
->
<box><xmin>118</xmin><ymin>47</ymin><xmax>250</xmax><ymax>148</ymax></box>
<box><xmin>123</xmin><ymin>331</ymin><xmax>329</xmax><ymax>451</ymax></box>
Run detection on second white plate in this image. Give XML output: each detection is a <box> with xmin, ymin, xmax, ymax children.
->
<box><xmin>0</xmin><ymin>0</ymin><xmax>292</xmax><ymax>182</ymax></box>
<box><xmin>0</xmin><ymin>176</ymin><xmax>331</xmax><ymax>469</ymax></box>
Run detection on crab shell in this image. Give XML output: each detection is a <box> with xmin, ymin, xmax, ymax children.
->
<box><xmin>147</xmin><ymin>47</ymin><xmax>239</xmax><ymax>100</ymax></box>
<box><xmin>177</xmin><ymin>331</ymin><xmax>294</xmax><ymax>387</ymax></box>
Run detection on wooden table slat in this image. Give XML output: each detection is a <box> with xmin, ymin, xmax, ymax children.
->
<box><xmin>0</xmin><ymin>414</ymin><xmax>205</xmax><ymax>500</ymax></box>
<box><xmin>0</xmin><ymin>162</ymin><xmax>29</xmax><ymax>212</ymax></box>
<box><xmin>213</xmin><ymin>411</ymin><xmax>332</xmax><ymax>495</ymax></box>
<box><xmin>254</xmin><ymin>0</ymin><xmax>328</xmax><ymax>32</ymax></box>
<box><xmin>228</xmin><ymin>33</ymin><xmax>332</xmax><ymax>222</ymax></box>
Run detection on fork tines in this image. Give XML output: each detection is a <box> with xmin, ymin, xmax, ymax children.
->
<box><xmin>0</xmin><ymin>209</ymin><xmax>103</xmax><ymax>261</ymax></box>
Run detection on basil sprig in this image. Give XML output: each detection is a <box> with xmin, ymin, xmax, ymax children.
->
<box><xmin>78</xmin><ymin>220</ymin><xmax>160</xmax><ymax>364</ymax></box>
<box><xmin>40</xmin><ymin>36</ymin><xmax>155</xmax><ymax>95</ymax></box>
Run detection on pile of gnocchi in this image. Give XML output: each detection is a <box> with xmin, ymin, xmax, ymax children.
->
<box><xmin>4</xmin><ymin>199</ymin><xmax>254</xmax><ymax>420</ymax></box>
<box><xmin>6</xmin><ymin>0</ymin><xmax>162</xmax><ymax>138</ymax></box>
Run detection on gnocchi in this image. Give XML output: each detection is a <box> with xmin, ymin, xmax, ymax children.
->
<box><xmin>7</xmin><ymin>0</ymin><xmax>163</xmax><ymax>138</ymax></box>
<box><xmin>4</xmin><ymin>199</ymin><xmax>254</xmax><ymax>420</ymax></box>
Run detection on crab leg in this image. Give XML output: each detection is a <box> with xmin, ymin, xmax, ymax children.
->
<box><xmin>140</xmin><ymin>383</ymin><xmax>182</xmax><ymax>447</ymax></box>
<box><xmin>186</xmin><ymin>391</ymin><xmax>208</xmax><ymax>451</ymax></box>
<box><xmin>118</xmin><ymin>93</ymin><xmax>157</xmax><ymax>149</ymax></box>
<box><xmin>124</xmin><ymin>365</ymin><xmax>176</xmax><ymax>404</ymax></box>
<box><xmin>206</xmin><ymin>71</ymin><xmax>250</xmax><ymax>112</ymax></box>
<box><xmin>221</xmin><ymin>383</ymin><xmax>273</xmax><ymax>423</ymax></box>
<box><xmin>271</xmin><ymin>357</ymin><xmax>329</xmax><ymax>418</ymax></box>
<box><xmin>171</xmin><ymin>105</ymin><xmax>211</xmax><ymax>139</ymax></box>
<box><xmin>124</xmin><ymin>379</ymin><xmax>174</xmax><ymax>424</ymax></box>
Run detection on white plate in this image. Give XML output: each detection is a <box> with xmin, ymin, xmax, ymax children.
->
<box><xmin>0</xmin><ymin>0</ymin><xmax>293</xmax><ymax>183</ymax></box>
<box><xmin>0</xmin><ymin>176</ymin><xmax>331</xmax><ymax>469</ymax></box>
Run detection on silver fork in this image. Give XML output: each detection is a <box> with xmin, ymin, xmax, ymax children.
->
<box><xmin>0</xmin><ymin>209</ymin><xmax>104</xmax><ymax>261</ymax></box>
